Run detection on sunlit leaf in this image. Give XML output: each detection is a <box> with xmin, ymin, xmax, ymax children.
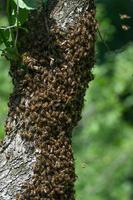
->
<box><xmin>13</xmin><ymin>0</ymin><xmax>39</xmax><ymax>10</ymax></box>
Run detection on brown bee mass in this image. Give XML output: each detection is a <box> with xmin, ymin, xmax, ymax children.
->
<box><xmin>6</xmin><ymin>1</ymin><xmax>96</xmax><ymax>200</ymax></box>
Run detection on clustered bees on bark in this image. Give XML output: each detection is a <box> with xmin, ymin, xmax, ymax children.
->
<box><xmin>6</xmin><ymin>2</ymin><xmax>96</xmax><ymax>200</ymax></box>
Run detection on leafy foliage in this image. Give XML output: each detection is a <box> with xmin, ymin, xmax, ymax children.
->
<box><xmin>0</xmin><ymin>58</ymin><xmax>11</xmax><ymax>139</ymax></box>
<box><xmin>13</xmin><ymin>0</ymin><xmax>40</xmax><ymax>10</ymax></box>
<box><xmin>0</xmin><ymin>0</ymin><xmax>47</xmax><ymax>61</ymax></box>
<box><xmin>73</xmin><ymin>44</ymin><xmax>133</xmax><ymax>200</ymax></box>
<box><xmin>72</xmin><ymin>2</ymin><xmax>133</xmax><ymax>200</ymax></box>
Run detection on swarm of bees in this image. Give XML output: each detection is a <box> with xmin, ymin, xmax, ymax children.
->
<box><xmin>120</xmin><ymin>14</ymin><xmax>131</xmax><ymax>31</ymax></box>
<box><xmin>6</xmin><ymin>1</ymin><xmax>97</xmax><ymax>199</ymax></box>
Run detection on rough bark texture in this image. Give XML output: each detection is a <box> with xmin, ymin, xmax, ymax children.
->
<box><xmin>0</xmin><ymin>0</ymin><xmax>96</xmax><ymax>199</ymax></box>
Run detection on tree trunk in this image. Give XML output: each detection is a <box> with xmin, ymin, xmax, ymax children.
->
<box><xmin>0</xmin><ymin>0</ymin><xmax>6</xmax><ymax>15</ymax></box>
<box><xmin>0</xmin><ymin>0</ymin><xmax>96</xmax><ymax>199</ymax></box>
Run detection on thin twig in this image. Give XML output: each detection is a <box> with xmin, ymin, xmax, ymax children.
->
<box><xmin>14</xmin><ymin>0</ymin><xmax>19</xmax><ymax>47</ymax></box>
<box><xmin>0</xmin><ymin>25</ymin><xmax>16</xmax><ymax>30</ymax></box>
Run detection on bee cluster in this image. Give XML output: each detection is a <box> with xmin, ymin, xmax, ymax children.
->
<box><xmin>6</xmin><ymin>2</ymin><xmax>96</xmax><ymax>200</ymax></box>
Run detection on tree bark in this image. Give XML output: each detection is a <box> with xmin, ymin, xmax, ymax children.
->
<box><xmin>0</xmin><ymin>0</ymin><xmax>96</xmax><ymax>199</ymax></box>
<box><xmin>0</xmin><ymin>0</ymin><xmax>6</xmax><ymax>15</ymax></box>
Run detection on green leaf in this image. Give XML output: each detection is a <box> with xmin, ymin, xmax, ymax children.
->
<box><xmin>0</xmin><ymin>39</ymin><xmax>3</xmax><ymax>46</ymax></box>
<box><xmin>13</xmin><ymin>0</ymin><xmax>39</xmax><ymax>10</ymax></box>
<box><xmin>0</xmin><ymin>29</ymin><xmax>10</xmax><ymax>47</ymax></box>
<box><xmin>3</xmin><ymin>46</ymin><xmax>19</xmax><ymax>60</ymax></box>
<box><xmin>0</xmin><ymin>32</ymin><xmax>3</xmax><ymax>45</ymax></box>
<box><xmin>2</xmin><ymin>29</ymin><xmax>10</xmax><ymax>40</ymax></box>
<box><xmin>19</xmin><ymin>8</ymin><xmax>28</xmax><ymax>25</ymax></box>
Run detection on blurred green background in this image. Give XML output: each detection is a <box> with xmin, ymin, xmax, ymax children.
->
<box><xmin>0</xmin><ymin>0</ymin><xmax>133</xmax><ymax>199</ymax></box>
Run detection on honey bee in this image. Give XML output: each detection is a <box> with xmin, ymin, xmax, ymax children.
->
<box><xmin>67</xmin><ymin>117</ymin><xmax>72</xmax><ymax>124</ymax></box>
<box><xmin>21</xmin><ymin>52</ymin><xmax>31</xmax><ymax>65</ymax></box>
<box><xmin>120</xmin><ymin>14</ymin><xmax>131</xmax><ymax>19</ymax></box>
<box><xmin>16</xmin><ymin>106</ymin><xmax>21</xmax><ymax>113</ymax></box>
<box><xmin>121</xmin><ymin>25</ymin><xmax>130</xmax><ymax>31</ymax></box>
<box><xmin>16</xmin><ymin>193</ymin><xmax>22</xmax><ymax>200</ymax></box>
<box><xmin>30</xmin><ymin>104</ymin><xmax>36</xmax><ymax>111</ymax></box>
<box><xmin>20</xmin><ymin>131</ymin><xmax>33</xmax><ymax>140</ymax></box>
<box><xmin>45</xmin><ymin>111</ymin><xmax>51</xmax><ymax>119</ymax></box>
<box><xmin>39</xmin><ymin>58</ymin><xmax>45</xmax><ymax>63</ymax></box>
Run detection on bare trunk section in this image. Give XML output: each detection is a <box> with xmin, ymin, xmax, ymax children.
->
<box><xmin>0</xmin><ymin>0</ymin><xmax>96</xmax><ymax>199</ymax></box>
